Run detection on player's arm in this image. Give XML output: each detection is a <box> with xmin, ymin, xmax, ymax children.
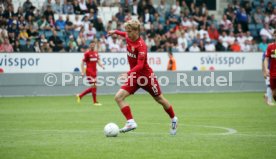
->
<box><xmin>264</xmin><ymin>57</ymin><xmax>269</xmax><ymax>77</ymax></box>
<box><xmin>127</xmin><ymin>47</ymin><xmax>146</xmax><ymax>76</ymax></box>
<box><xmin>264</xmin><ymin>45</ymin><xmax>271</xmax><ymax>77</ymax></box>
<box><xmin>167</xmin><ymin>59</ymin><xmax>173</xmax><ymax>70</ymax></box>
<box><xmin>81</xmin><ymin>53</ymin><xmax>87</xmax><ymax>76</ymax></box>
<box><xmin>108</xmin><ymin>30</ymin><xmax>126</xmax><ymax>38</ymax></box>
<box><xmin>97</xmin><ymin>59</ymin><xmax>105</xmax><ymax>70</ymax></box>
<box><xmin>81</xmin><ymin>61</ymin><xmax>85</xmax><ymax>76</ymax></box>
<box><xmin>262</xmin><ymin>59</ymin><xmax>265</xmax><ymax>78</ymax></box>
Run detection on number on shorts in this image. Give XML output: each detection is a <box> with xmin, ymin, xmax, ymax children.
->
<box><xmin>152</xmin><ymin>84</ymin><xmax>158</xmax><ymax>95</ymax></box>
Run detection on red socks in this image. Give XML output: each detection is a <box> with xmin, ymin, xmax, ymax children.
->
<box><xmin>120</xmin><ymin>105</ymin><xmax>174</xmax><ymax>121</ymax></box>
<box><xmin>121</xmin><ymin>106</ymin><xmax>133</xmax><ymax>120</ymax></box>
<box><xmin>164</xmin><ymin>106</ymin><xmax>175</xmax><ymax>119</ymax></box>
<box><xmin>91</xmin><ymin>87</ymin><xmax>97</xmax><ymax>103</ymax></box>
<box><xmin>79</xmin><ymin>87</ymin><xmax>93</xmax><ymax>99</ymax></box>
<box><xmin>79</xmin><ymin>87</ymin><xmax>97</xmax><ymax>103</ymax></box>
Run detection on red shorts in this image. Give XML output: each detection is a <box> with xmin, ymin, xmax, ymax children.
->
<box><xmin>121</xmin><ymin>75</ymin><xmax>162</xmax><ymax>97</ymax></box>
<box><xmin>86</xmin><ymin>72</ymin><xmax>97</xmax><ymax>84</ymax></box>
<box><xmin>270</xmin><ymin>77</ymin><xmax>276</xmax><ymax>90</ymax></box>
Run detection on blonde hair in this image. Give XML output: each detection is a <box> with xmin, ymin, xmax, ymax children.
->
<box><xmin>124</xmin><ymin>19</ymin><xmax>141</xmax><ymax>33</ymax></box>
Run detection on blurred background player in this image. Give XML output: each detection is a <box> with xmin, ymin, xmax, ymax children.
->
<box><xmin>108</xmin><ymin>20</ymin><xmax>178</xmax><ymax>135</ymax></box>
<box><xmin>76</xmin><ymin>40</ymin><xmax>105</xmax><ymax>106</ymax></box>
<box><xmin>167</xmin><ymin>51</ymin><xmax>176</xmax><ymax>71</ymax></box>
<box><xmin>264</xmin><ymin>30</ymin><xmax>276</xmax><ymax>106</ymax></box>
<box><xmin>262</xmin><ymin>51</ymin><xmax>274</xmax><ymax>106</ymax></box>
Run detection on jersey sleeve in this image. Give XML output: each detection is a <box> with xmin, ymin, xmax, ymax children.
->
<box><xmin>115</xmin><ymin>30</ymin><xmax>126</xmax><ymax>37</ymax></box>
<box><xmin>82</xmin><ymin>52</ymin><xmax>88</xmax><ymax>62</ymax></box>
<box><xmin>262</xmin><ymin>52</ymin><xmax>265</xmax><ymax>61</ymax></box>
<box><xmin>97</xmin><ymin>52</ymin><xmax>100</xmax><ymax>61</ymax></box>
<box><xmin>265</xmin><ymin>44</ymin><xmax>271</xmax><ymax>58</ymax></box>
<box><xmin>127</xmin><ymin>44</ymin><xmax>147</xmax><ymax>75</ymax></box>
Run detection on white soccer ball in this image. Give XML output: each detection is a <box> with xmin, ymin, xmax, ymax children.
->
<box><xmin>104</xmin><ymin>123</ymin><xmax>119</xmax><ymax>137</ymax></box>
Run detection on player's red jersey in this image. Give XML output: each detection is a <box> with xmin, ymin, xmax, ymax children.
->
<box><xmin>115</xmin><ymin>30</ymin><xmax>153</xmax><ymax>77</ymax></box>
<box><xmin>265</xmin><ymin>42</ymin><xmax>276</xmax><ymax>78</ymax></box>
<box><xmin>83</xmin><ymin>50</ymin><xmax>99</xmax><ymax>77</ymax></box>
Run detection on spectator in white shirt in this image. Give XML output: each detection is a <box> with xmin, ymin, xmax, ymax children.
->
<box><xmin>227</xmin><ymin>32</ymin><xmax>236</xmax><ymax>45</ymax></box>
<box><xmin>118</xmin><ymin>41</ymin><xmax>127</xmax><ymax>52</ymax></box>
<box><xmin>245</xmin><ymin>31</ymin><xmax>253</xmax><ymax>42</ymax></box>
<box><xmin>205</xmin><ymin>39</ymin><xmax>216</xmax><ymax>52</ymax></box>
<box><xmin>77</xmin><ymin>30</ymin><xmax>87</xmax><ymax>46</ymax></box>
<box><xmin>181</xmin><ymin>16</ymin><xmax>193</xmax><ymax>30</ymax></box>
<box><xmin>74</xmin><ymin>15</ymin><xmax>83</xmax><ymax>31</ymax></box>
<box><xmin>96</xmin><ymin>40</ymin><xmax>106</xmax><ymax>52</ymax></box>
<box><xmin>260</xmin><ymin>23</ymin><xmax>274</xmax><ymax>40</ymax></box>
<box><xmin>172</xmin><ymin>1</ymin><xmax>181</xmax><ymax>16</ymax></box>
<box><xmin>82</xmin><ymin>16</ymin><xmax>90</xmax><ymax>31</ymax></box>
<box><xmin>108</xmin><ymin>37</ymin><xmax>120</xmax><ymax>52</ymax></box>
<box><xmin>188</xmin><ymin>25</ymin><xmax>198</xmax><ymax>40</ymax></box>
<box><xmin>220</xmin><ymin>14</ymin><xmax>233</xmax><ymax>32</ymax></box>
<box><xmin>177</xmin><ymin>42</ymin><xmax>187</xmax><ymax>52</ymax></box>
<box><xmin>177</xmin><ymin>31</ymin><xmax>188</xmax><ymax>51</ymax></box>
<box><xmin>85</xmin><ymin>23</ymin><xmax>97</xmax><ymax>41</ymax></box>
<box><xmin>131</xmin><ymin>0</ymin><xmax>138</xmax><ymax>15</ymax></box>
<box><xmin>144</xmin><ymin>9</ymin><xmax>151</xmax><ymax>23</ymax></box>
<box><xmin>198</xmin><ymin>25</ymin><xmax>209</xmax><ymax>39</ymax></box>
<box><xmin>241</xmin><ymin>40</ymin><xmax>252</xmax><ymax>52</ymax></box>
<box><xmin>189</xmin><ymin>42</ymin><xmax>200</xmax><ymax>52</ymax></box>
<box><xmin>79</xmin><ymin>0</ymin><xmax>87</xmax><ymax>13</ymax></box>
<box><xmin>237</xmin><ymin>32</ymin><xmax>247</xmax><ymax>46</ymax></box>
<box><xmin>219</xmin><ymin>31</ymin><xmax>230</xmax><ymax>49</ymax></box>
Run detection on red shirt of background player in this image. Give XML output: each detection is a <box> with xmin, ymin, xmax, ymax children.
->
<box><xmin>115</xmin><ymin>30</ymin><xmax>153</xmax><ymax>77</ymax></box>
<box><xmin>83</xmin><ymin>50</ymin><xmax>99</xmax><ymax>78</ymax></box>
<box><xmin>265</xmin><ymin>43</ymin><xmax>276</xmax><ymax>78</ymax></box>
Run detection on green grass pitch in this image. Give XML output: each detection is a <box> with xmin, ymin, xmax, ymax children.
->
<box><xmin>0</xmin><ymin>93</ymin><xmax>276</xmax><ymax>159</ymax></box>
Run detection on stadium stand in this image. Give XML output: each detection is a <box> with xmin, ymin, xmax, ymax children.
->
<box><xmin>0</xmin><ymin>0</ymin><xmax>275</xmax><ymax>53</ymax></box>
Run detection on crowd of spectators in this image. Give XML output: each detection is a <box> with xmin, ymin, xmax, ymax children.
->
<box><xmin>0</xmin><ymin>0</ymin><xmax>275</xmax><ymax>53</ymax></box>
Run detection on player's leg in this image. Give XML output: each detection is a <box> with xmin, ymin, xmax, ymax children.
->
<box><xmin>142</xmin><ymin>76</ymin><xmax>178</xmax><ymax>135</ymax></box>
<box><xmin>153</xmin><ymin>94</ymin><xmax>178</xmax><ymax>135</ymax></box>
<box><xmin>76</xmin><ymin>74</ymin><xmax>93</xmax><ymax>103</ymax></box>
<box><xmin>269</xmin><ymin>78</ymin><xmax>276</xmax><ymax>106</ymax></box>
<box><xmin>115</xmin><ymin>80</ymin><xmax>139</xmax><ymax>133</ymax></box>
<box><xmin>265</xmin><ymin>77</ymin><xmax>274</xmax><ymax>105</ymax></box>
<box><xmin>153</xmin><ymin>94</ymin><xmax>175</xmax><ymax>118</ymax></box>
<box><xmin>114</xmin><ymin>89</ymin><xmax>131</xmax><ymax>108</ymax></box>
<box><xmin>76</xmin><ymin>86</ymin><xmax>93</xmax><ymax>104</ymax></box>
<box><xmin>91</xmin><ymin>83</ymin><xmax>102</xmax><ymax>106</ymax></box>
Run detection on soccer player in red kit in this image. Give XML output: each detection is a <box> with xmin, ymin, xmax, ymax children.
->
<box><xmin>76</xmin><ymin>40</ymin><xmax>105</xmax><ymax>106</ymax></box>
<box><xmin>264</xmin><ymin>30</ymin><xmax>276</xmax><ymax>102</ymax></box>
<box><xmin>108</xmin><ymin>20</ymin><xmax>178</xmax><ymax>135</ymax></box>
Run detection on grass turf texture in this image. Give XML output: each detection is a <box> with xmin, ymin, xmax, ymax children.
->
<box><xmin>0</xmin><ymin>93</ymin><xmax>276</xmax><ymax>159</ymax></box>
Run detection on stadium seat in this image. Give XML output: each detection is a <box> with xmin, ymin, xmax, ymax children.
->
<box><xmin>73</xmin><ymin>30</ymin><xmax>80</xmax><ymax>39</ymax></box>
<box><xmin>253</xmin><ymin>1</ymin><xmax>260</xmax><ymax>7</ymax></box>
<box><xmin>57</xmin><ymin>31</ymin><xmax>64</xmax><ymax>38</ymax></box>
<box><xmin>250</xmin><ymin>30</ymin><xmax>258</xmax><ymax>38</ymax></box>
<box><xmin>256</xmin><ymin>24</ymin><xmax>263</xmax><ymax>31</ymax></box>
<box><xmin>264</xmin><ymin>0</ymin><xmax>270</xmax><ymax>5</ymax></box>
<box><xmin>30</xmin><ymin>39</ymin><xmax>35</xmax><ymax>45</ymax></box>
<box><xmin>45</xmin><ymin>31</ymin><xmax>53</xmax><ymax>39</ymax></box>
<box><xmin>38</xmin><ymin>30</ymin><xmax>44</xmax><ymax>36</ymax></box>
<box><xmin>86</xmin><ymin>40</ymin><xmax>92</xmax><ymax>46</ymax></box>
<box><xmin>19</xmin><ymin>39</ymin><xmax>26</xmax><ymax>45</ymax></box>
<box><xmin>248</xmin><ymin>24</ymin><xmax>256</xmax><ymax>30</ymax></box>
